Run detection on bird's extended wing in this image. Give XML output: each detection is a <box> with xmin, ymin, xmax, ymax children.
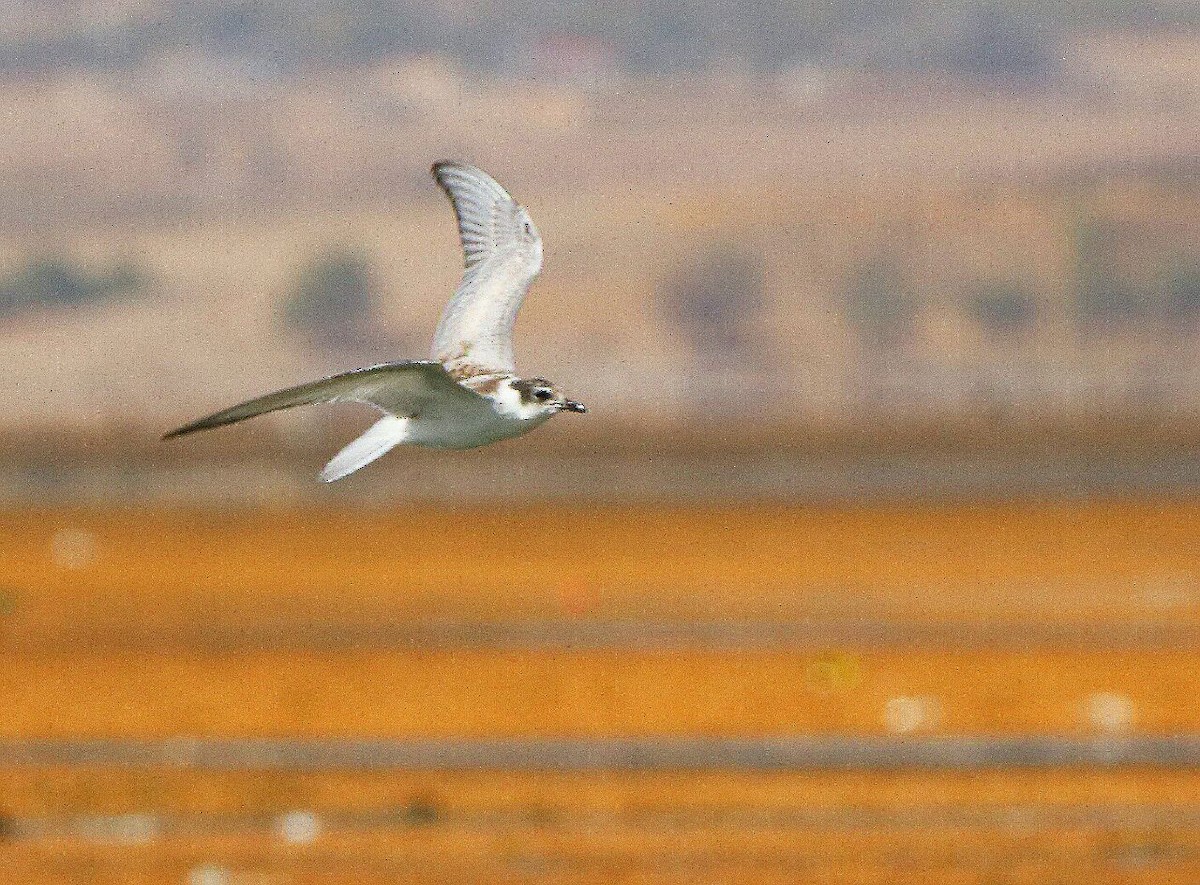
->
<box><xmin>162</xmin><ymin>360</ymin><xmax>477</xmax><ymax>439</ymax></box>
<box><xmin>431</xmin><ymin>161</ymin><xmax>543</xmax><ymax>374</ymax></box>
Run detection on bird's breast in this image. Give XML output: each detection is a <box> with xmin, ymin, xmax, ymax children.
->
<box><xmin>406</xmin><ymin>398</ymin><xmax>547</xmax><ymax>450</ymax></box>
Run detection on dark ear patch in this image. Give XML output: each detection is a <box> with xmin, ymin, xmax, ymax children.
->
<box><xmin>511</xmin><ymin>377</ymin><xmax>555</xmax><ymax>404</ymax></box>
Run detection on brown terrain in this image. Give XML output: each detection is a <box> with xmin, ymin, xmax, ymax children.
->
<box><xmin>0</xmin><ymin>31</ymin><xmax>1198</xmax><ymax>449</ymax></box>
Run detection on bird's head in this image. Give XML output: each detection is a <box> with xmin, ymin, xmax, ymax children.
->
<box><xmin>500</xmin><ymin>376</ymin><xmax>587</xmax><ymax>421</ymax></box>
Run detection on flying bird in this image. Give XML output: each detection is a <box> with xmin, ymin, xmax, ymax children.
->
<box><xmin>163</xmin><ymin>161</ymin><xmax>586</xmax><ymax>481</ymax></box>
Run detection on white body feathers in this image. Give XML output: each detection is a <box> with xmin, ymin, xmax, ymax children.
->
<box><xmin>318</xmin><ymin>381</ymin><xmax>553</xmax><ymax>482</ymax></box>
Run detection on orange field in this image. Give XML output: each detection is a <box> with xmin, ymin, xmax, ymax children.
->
<box><xmin>3</xmin><ymin>499</ymin><xmax>1200</xmax><ymax>883</ymax></box>
<box><xmin>5</xmin><ymin>500</ymin><xmax>1200</xmax><ymax>636</ymax></box>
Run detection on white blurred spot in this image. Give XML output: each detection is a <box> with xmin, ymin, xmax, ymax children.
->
<box><xmin>276</xmin><ymin>809</ymin><xmax>321</xmax><ymax>844</ymax></box>
<box><xmin>1086</xmin><ymin>692</ymin><xmax>1134</xmax><ymax>733</ymax></box>
<box><xmin>884</xmin><ymin>696</ymin><xmax>941</xmax><ymax>734</ymax></box>
<box><xmin>50</xmin><ymin>527</ymin><xmax>97</xmax><ymax>570</ymax></box>
<box><xmin>187</xmin><ymin>865</ymin><xmax>231</xmax><ymax>885</ymax></box>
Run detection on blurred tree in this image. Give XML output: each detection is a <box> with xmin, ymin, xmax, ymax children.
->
<box><xmin>939</xmin><ymin>4</ymin><xmax>1054</xmax><ymax>80</ymax></box>
<box><xmin>0</xmin><ymin>256</ymin><xmax>146</xmax><ymax>317</ymax></box>
<box><xmin>1165</xmin><ymin>263</ymin><xmax>1200</xmax><ymax>323</ymax></box>
<box><xmin>844</xmin><ymin>256</ymin><xmax>915</xmax><ymax>348</ymax></box>
<box><xmin>172</xmin><ymin>0</ymin><xmax>447</xmax><ymax>67</ymax></box>
<box><xmin>967</xmin><ymin>281</ymin><xmax>1038</xmax><ymax>335</ymax></box>
<box><xmin>282</xmin><ymin>249</ymin><xmax>376</xmax><ymax>344</ymax></box>
<box><xmin>659</xmin><ymin>245</ymin><xmax>765</xmax><ymax>365</ymax></box>
<box><xmin>1072</xmin><ymin>215</ymin><xmax>1151</xmax><ymax>327</ymax></box>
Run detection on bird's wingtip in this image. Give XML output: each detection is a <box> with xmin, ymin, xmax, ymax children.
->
<box><xmin>161</xmin><ymin>421</ymin><xmax>205</xmax><ymax>441</ymax></box>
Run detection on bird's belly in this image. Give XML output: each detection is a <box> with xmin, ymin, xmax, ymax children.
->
<box><xmin>406</xmin><ymin>407</ymin><xmax>548</xmax><ymax>450</ymax></box>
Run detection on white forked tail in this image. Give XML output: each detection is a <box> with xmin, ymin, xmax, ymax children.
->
<box><xmin>320</xmin><ymin>415</ymin><xmax>409</xmax><ymax>482</ymax></box>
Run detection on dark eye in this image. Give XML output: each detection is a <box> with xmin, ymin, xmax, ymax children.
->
<box><xmin>522</xmin><ymin>220</ymin><xmax>533</xmax><ymax>235</ymax></box>
<box><xmin>533</xmin><ymin>388</ymin><xmax>552</xmax><ymax>401</ymax></box>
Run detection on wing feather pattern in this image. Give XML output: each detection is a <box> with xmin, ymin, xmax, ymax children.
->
<box><xmin>431</xmin><ymin>161</ymin><xmax>543</xmax><ymax>374</ymax></box>
<box><xmin>162</xmin><ymin>361</ymin><xmax>475</xmax><ymax>439</ymax></box>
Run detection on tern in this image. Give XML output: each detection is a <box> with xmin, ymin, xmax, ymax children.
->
<box><xmin>164</xmin><ymin>161</ymin><xmax>586</xmax><ymax>481</ymax></box>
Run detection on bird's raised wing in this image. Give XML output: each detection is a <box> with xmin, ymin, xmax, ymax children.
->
<box><xmin>431</xmin><ymin>161</ymin><xmax>543</xmax><ymax>374</ymax></box>
<box><xmin>162</xmin><ymin>361</ymin><xmax>479</xmax><ymax>439</ymax></box>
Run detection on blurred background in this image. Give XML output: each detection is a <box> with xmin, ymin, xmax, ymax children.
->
<box><xmin>2</xmin><ymin>1</ymin><xmax>1200</xmax><ymax>883</ymax></box>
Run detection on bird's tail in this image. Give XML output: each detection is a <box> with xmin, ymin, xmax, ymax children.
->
<box><xmin>320</xmin><ymin>415</ymin><xmax>409</xmax><ymax>482</ymax></box>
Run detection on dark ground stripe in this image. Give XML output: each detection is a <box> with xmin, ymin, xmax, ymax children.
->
<box><xmin>4</xmin><ymin>453</ymin><xmax>1200</xmax><ymax>504</ymax></box>
<box><xmin>6</xmin><ymin>736</ymin><xmax>1200</xmax><ymax>770</ymax></box>
<box><xmin>10</xmin><ymin>803</ymin><xmax>1200</xmax><ymax>842</ymax></box>
<box><xmin>8</xmin><ymin>618</ymin><xmax>1200</xmax><ymax>652</ymax></box>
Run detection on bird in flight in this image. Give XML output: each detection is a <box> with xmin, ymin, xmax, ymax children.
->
<box><xmin>163</xmin><ymin>161</ymin><xmax>586</xmax><ymax>481</ymax></box>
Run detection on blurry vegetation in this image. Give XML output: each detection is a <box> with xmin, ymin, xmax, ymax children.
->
<box><xmin>282</xmin><ymin>249</ymin><xmax>377</xmax><ymax>343</ymax></box>
<box><xmin>1165</xmin><ymin>263</ymin><xmax>1200</xmax><ymax>323</ymax></box>
<box><xmin>173</xmin><ymin>0</ymin><xmax>447</xmax><ymax>67</ymax></box>
<box><xmin>1071</xmin><ymin>212</ymin><xmax>1200</xmax><ymax>329</ymax></box>
<box><xmin>844</xmin><ymin>257</ymin><xmax>916</xmax><ymax>348</ymax></box>
<box><xmin>929</xmin><ymin>6</ymin><xmax>1054</xmax><ymax>79</ymax></box>
<box><xmin>1071</xmin><ymin>214</ymin><xmax>1151</xmax><ymax>327</ymax></box>
<box><xmin>402</xmin><ymin>797</ymin><xmax>440</xmax><ymax>827</ymax></box>
<box><xmin>967</xmin><ymin>281</ymin><xmax>1038</xmax><ymax>335</ymax></box>
<box><xmin>4</xmin><ymin>0</ymin><xmax>1198</xmax><ymax>76</ymax></box>
<box><xmin>0</xmin><ymin>256</ymin><xmax>146</xmax><ymax>318</ymax></box>
<box><xmin>659</xmin><ymin>245</ymin><xmax>765</xmax><ymax>363</ymax></box>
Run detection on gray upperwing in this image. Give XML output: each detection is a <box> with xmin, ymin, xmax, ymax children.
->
<box><xmin>162</xmin><ymin>361</ymin><xmax>473</xmax><ymax>440</ymax></box>
<box><xmin>430</xmin><ymin>161</ymin><xmax>543</xmax><ymax>374</ymax></box>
